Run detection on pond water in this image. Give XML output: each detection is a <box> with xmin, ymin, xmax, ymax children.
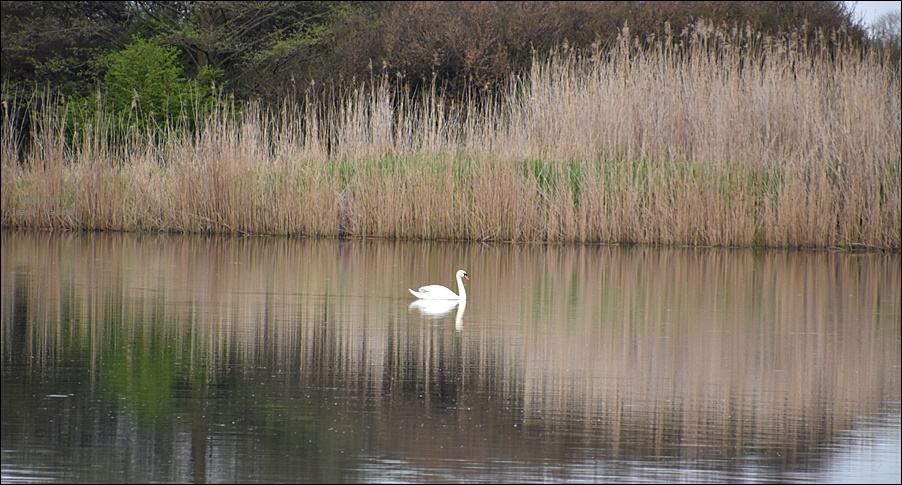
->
<box><xmin>1</xmin><ymin>231</ymin><xmax>899</xmax><ymax>483</ymax></box>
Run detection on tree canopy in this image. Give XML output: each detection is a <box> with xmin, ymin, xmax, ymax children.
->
<box><xmin>1</xmin><ymin>1</ymin><xmax>877</xmax><ymax>107</ymax></box>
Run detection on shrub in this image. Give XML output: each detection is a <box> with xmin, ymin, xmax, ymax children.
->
<box><xmin>104</xmin><ymin>36</ymin><xmax>187</xmax><ymax>125</ymax></box>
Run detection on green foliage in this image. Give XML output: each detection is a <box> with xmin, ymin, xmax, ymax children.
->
<box><xmin>520</xmin><ymin>158</ymin><xmax>554</xmax><ymax>196</ymax></box>
<box><xmin>0</xmin><ymin>1</ymin><xmax>132</xmax><ymax>97</ymax></box>
<box><xmin>518</xmin><ymin>158</ymin><xmax>584</xmax><ymax>204</ymax></box>
<box><xmin>566</xmin><ymin>162</ymin><xmax>584</xmax><ymax>205</ymax></box>
<box><xmin>2</xmin><ymin>1</ymin><xmax>871</xmax><ymax>109</ymax></box>
<box><xmin>104</xmin><ymin>36</ymin><xmax>186</xmax><ymax>123</ymax></box>
<box><xmin>132</xmin><ymin>1</ymin><xmax>355</xmax><ymax>104</ymax></box>
<box><xmin>90</xmin><ymin>35</ymin><xmax>221</xmax><ymax>142</ymax></box>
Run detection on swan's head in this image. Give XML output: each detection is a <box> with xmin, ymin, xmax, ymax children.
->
<box><xmin>457</xmin><ymin>269</ymin><xmax>469</xmax><ymax>281</ymax></box>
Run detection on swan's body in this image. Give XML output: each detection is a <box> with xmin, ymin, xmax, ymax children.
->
<box><xmin>409</xmin><ymin>270</ymin><xmax>469</xmax><ymax>300</ymax></box>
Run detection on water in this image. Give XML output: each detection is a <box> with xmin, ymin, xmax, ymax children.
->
<box><xmin>1</xmin><ymin>231</ymin><xmax>899</xmax><ymax>484</ymax></box>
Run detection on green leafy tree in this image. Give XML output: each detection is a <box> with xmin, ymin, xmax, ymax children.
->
<box><xmin>104</xmin><ymin>35</ymin><xmax>188</xmax><ymax>124</ymax></box>
<box><xmin>130</xmin><ymin>1</ymin><xmax>366</xmax><ymax>103</ymax></box>
<box><xmin>98</xmin><ymin>34</ymin><xmax>219</xmax><ymax>139</ymax></box>
<box><xmin>1</xmin><ymin>1</ymin><xmax>132</xmax><ymax>97</ymax></box>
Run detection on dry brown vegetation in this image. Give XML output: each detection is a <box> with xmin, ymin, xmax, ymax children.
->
<box><xmin>373</xmin><ymin>1</ymin><xmax>864</xmax><ymax>97</ymax></box>
<box><xmin>1</xmin><ymin>23</ymin><xmax>899</xmax><ymax>249</ymax></box>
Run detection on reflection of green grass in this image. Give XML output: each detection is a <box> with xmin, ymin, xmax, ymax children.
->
<box><xmin>90</xmin><ymin>321</ymin><xmax>369</xmax><ymax>475</ymax></box>
<box><xmin>100</xmin><ymin>332</ymin><xmax>180</xmax><ymax>420</ymax></box>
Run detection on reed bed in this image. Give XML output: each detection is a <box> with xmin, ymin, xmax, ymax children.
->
<box><xmin>2</xmin><ymin>24</ymin><xmax>899</xmax><ymax>249</ymax></box>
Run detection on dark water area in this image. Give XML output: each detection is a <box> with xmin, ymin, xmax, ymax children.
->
<box><xmin>1</xmin><ymin>231</ymin><xmax>899</xmax><ymax>483</ymax></box>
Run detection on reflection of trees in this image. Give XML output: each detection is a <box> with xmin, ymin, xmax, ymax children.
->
<box><xmin>1</xmin><ymin>231</ymin><xmax>900</xmax><ymax>481</ymax></box>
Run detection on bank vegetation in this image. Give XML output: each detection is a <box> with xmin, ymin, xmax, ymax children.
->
<box><xmin>2</xmin><ymin>23</ymin><xmax>900</xmax><ymax>249</ymax></box>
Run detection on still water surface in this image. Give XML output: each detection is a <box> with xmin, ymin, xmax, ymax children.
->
<box><xmin>1</xmin><ymin>231</ymin><xmax>899</xmax><ymax>483</ymax></box>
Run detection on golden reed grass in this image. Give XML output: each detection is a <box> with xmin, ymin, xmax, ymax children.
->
<box><xmin>2</xmin><ymin>23</ymin><xmax>899</xmax><ymax>249</ymax></box>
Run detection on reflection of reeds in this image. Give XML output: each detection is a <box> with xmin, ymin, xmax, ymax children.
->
<box><xmin>505</xmin><ymin>247</ymin><xmax>901</xmax><ymax>453</ymax></box>
<box><xmin>2</xmin><ymin>24</ymin><xmax>899</xmax><ymax>248</ymax></box>
<box><xmin>1</xmin><ymin>231</ymin><xmax>899</xmax><ymax>460</ymax></box>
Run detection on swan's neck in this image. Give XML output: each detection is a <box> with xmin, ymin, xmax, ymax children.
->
<box><xmin>457</xmin><ymin>274</ymin><xmax>467</xmax><ymax>300</ymax></box>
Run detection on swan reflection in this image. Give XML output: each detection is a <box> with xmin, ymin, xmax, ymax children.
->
<box><xmin>408</xmin><ymin>299</ymin><xmax>467</xmax><ymax>330</ymax></box>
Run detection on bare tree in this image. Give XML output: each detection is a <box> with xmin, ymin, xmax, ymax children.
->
<box><xmin>869</xmin><ymin>10</ymin><xmax>901</xmax><ymax>51</ymax></box>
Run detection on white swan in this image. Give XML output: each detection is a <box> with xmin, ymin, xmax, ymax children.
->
<box><xmin>408</xmin><ymin>270</ymin><xmax>469</xmax><ymax>300</ymax></box>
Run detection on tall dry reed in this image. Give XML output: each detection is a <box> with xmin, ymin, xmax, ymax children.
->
<box><xmin>2</xmin><ymin>23</ymin><xmax>899</xmax><ymax>249</ymax></box>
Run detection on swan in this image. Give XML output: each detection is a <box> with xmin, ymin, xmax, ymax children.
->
<box><xmin>408</xmin><ymin>270</ymin><xmax>469</xmax><ymax>300</ymax></box>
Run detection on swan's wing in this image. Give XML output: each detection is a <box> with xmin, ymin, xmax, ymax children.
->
<box><xmin>409</xmin><ymin>287</ymin><xmax>436</xmax><ymax>298</ymax></box>
<box><xmin>416</xmin><ymin>284</ymin><xmax>448</xmax><ymax>293</ymax></box>
<box><xmin>409</xmin><ymin>284</ymin><xmax>458</xmax><ymax>299</ymax></box>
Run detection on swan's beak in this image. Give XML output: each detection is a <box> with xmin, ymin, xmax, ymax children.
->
<box><xmin>463</xmin><ymin>274</ymin><xmax>469</xmax><ymax>280</ymax></box>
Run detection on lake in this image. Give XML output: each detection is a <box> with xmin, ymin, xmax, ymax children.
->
<box><xmin>1</xmin><ymin>231</ymin><xmax>899</xmax><ymax>483</ymax></box>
